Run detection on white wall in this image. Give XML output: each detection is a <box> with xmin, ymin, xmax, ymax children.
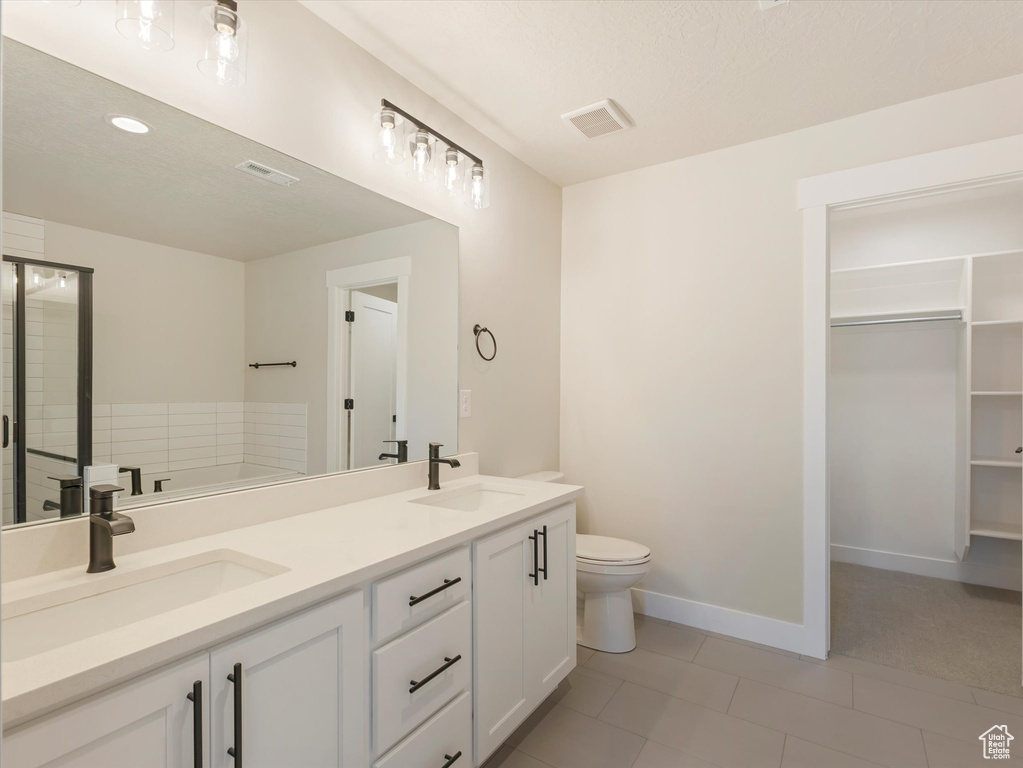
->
<box><xmin>2</xmin><ymin>0</ymin><xmax>562</xmax><ymax>478</ymax></box>
<box><xmin>562</xmin><ymin>75</ymin><xmax>1023</xmax><ymax>624</ymax></box>
<box><xmin>44</xmin><ymin>221</ymin><xmax>245</xmax><ymax>405</ymax></box>
<box><xmin>244</xmin><ymin>219</ymin><xmax>458</xmax><ymax>474</ymax></box>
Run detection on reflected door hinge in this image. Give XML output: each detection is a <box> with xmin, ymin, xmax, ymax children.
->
<box><xmin>345</xmin><ymin>310</ymin><xmax>355</xmax><ymax>322</ymax></box>
<box><xmin>344</xmin><ymin>399</ymin><xmax>354</xmax><ymax>410</ymax></box>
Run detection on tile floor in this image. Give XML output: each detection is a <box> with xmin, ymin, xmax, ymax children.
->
<box><xmin>483</xmin><ymin>616</ymin><xmax>1023</xmax><ymax>768</ymax></box>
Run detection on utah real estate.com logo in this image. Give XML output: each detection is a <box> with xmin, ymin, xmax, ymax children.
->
<box><xmin>979</xmin><ymin>725</ymin><xmax>1013</xmax><ymax>760</ymax></box>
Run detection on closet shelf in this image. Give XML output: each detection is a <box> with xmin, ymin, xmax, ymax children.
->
<box><xmin>971</xmin><ymin>456</ymin><xmax>1022</xmax><ymax>469</ymax></box>
<box><xmin>971</xmin><ymin>391</ymin><xmax>1023</xmax><ymax>397</ymax></box>
<box><xmin>970</xmin><ymin>521</ymin><xmax>1023</xmax><ymax>541</ymax></box>
<box><xmin>829</xmin><ymin>248</ymin><xmax>1023</xmax><ymax>276</ymax></box>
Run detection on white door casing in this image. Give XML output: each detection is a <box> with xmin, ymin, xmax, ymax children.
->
<box><xmin>349</xmin><ymin>290</ymin><xmax>398</xmax><ymax>469</ymax></box>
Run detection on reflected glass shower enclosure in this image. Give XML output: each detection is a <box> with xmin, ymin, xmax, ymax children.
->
<box><xmin>2</xmin><ymin>255</ymin><xmax>93</xmax><ymax>525</ymax></box>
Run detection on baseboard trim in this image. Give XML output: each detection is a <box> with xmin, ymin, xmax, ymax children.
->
<box><xmin>631</xmin><ymin>587</ymin><xmax>818</xmax><ymax>658</ymax></box>
<box><xmin>831</xmin><ymin>544</ymin><xmax>1021</xmax><ymax>591</ymax></box>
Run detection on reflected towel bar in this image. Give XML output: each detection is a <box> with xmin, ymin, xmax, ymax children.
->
<box><xmin>831</xmin><ymin>313</ymin><xmax>962</xmax><ymax>329</ymax></box>
<box><xmin>248</xmin><ymin>361</ymin><xmax>297</xmax><ymax>369</ymax></box>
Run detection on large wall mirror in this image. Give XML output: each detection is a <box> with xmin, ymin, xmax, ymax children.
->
<box><xmin>1</xmin><ymin>41</ymin><xmax>459</xmax><ymax>527</ymax></box>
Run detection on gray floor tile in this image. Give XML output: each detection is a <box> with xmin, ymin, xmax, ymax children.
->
<box><xmin>781</xmin><ymin>737</ymin><xmax>884</xmax><ymax>768</ymax></box>
<box><xmin>853</xmin><ymin>675</ymin><xmax>1023</xmax><ymax>745</ymax></box>
<box><xmin>630</xmin><ymin>740</ymin><xmax>718</xmax><ymax>768</ymax></box>
<box><xmin>483</xmin><ymin>745</ymin><xmax>556</xmax><ymax>768</ymax></box>
<box><xmin>557</xmin><ymin>665</ymin><xmax>623</xmax><ymax>718</ymax></box>
<box><xmin>728</xmin><ymin>678</ymin><xmax>927</xmax><ymax>768</ymax></box>
<box><xmin>973</xmin><ymin>687</ymin><xmax>1023</xmax><ymax>717</ymax></box>
<box><xmin>635</xmin><ymin>613</ymin><xmax>670</xmax><ymax>626</ymax></box>
<box><xmin>922</xmin><ymin>729</ymin><xmax>1023</xmax><ymax>767</ymax></box>
<box><xmin>586</xmin><ymin>646</ymin><xmax>738</xmax><ymax>712</ymax></box>
<box><xmin>599</xmin><ymin>681</ymin><xmax>785</xmax><ymax>768</ymax></box>
<box><xmin>513</xmin><ymin>704</ymin><xmax>646</xmax><ymax>768</ymax></box>
<box><xmin>695</xmin><ymin>637</ymin><xmax>853</xmax><ymax>706</ymax></box>
<box><xmin>674</xmin><ymin>624</ymin><xmax>800</xmax><ymax>658</ymax></box>
<box><xmin>635</xmin><ymin>618</ymin><xmax>706</xmax><ymax>662</ymax></box>
<box><xmin>801</xmin><ymin>652</ymin><xmax>975</xmax><ymax>703</ymax></box>
<box><xmin>576</xmin><ymin>645</ymin><xmax>596</xmax><ymax>666</ymax></box>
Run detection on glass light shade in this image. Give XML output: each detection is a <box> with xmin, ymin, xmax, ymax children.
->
<box><xmin>115</xmin><ymin>0</ymin><xmax>174</xmax><ymax>51</ymax></box>
<box><xmin>198</xmin><ymin>2</ymin><xmax>247</xmax><ymax>87</ymax></box>
<box><xmin>373</xmin><ymin>109</ymin><xmax>407</xmax><ymax>166</ymax></box>
<box><xmin>438</xmin><ymin>146</ymin><xmax>464</xmax><ymax>197</ymax></box>
<box><xmin>406</xmin><ymin>130</ymin><xmax>436</xmax><ymax>181</ymax></box>
<box><xmin>463</xmin><ymin>163</ymin><xmax>490</xmax><ymax>209</ymax></box>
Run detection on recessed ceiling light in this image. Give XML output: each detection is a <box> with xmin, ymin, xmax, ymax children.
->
<box><xmin>104</xmin><ymin>114</ymin><xmax>151</xmax><ymax>134</ymax></box>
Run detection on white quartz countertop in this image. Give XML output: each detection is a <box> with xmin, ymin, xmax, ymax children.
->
<box><xmin>1</xmin><ymin>474</ymin><xmax>582</xmax><ymax>728</ymax></box>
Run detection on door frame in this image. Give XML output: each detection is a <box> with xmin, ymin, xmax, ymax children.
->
<box><xmin>325</xmin><ymin>256</ymin><xmax>410</xmax><ymax>473</ymax></box>
<box><xmin>797</xmin><ymin>134</ymin><xmax>1023</xmax><ymax>659</ymax></box>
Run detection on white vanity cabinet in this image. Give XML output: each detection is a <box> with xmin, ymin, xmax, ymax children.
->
<box><xmin>209</xmin><ymin>591</ymin><xmax>365</xmax><ymax>768</ymax></box>
<box><xmin>473</xmin><ymin>503</ymin><xmax>576</xmax><ymax>763</ymax></box>
<box><xmin>3</xmin><ymin>654</ymin><xmax>210</xmax><ymax>768</ymax></box>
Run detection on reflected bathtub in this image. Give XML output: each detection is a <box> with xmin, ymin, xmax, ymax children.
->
<box><xmin>119</xmin><ymin>462</ymin><xmax>302</xmax><ymax>508</ymax></box>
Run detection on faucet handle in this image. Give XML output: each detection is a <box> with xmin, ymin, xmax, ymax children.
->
<box><xmin>383</xmin><ymin>439</ymin><xmax>408</xmax><ymax>445</ymax></box>
<box><xmin>48</xmin><ymin>474</ymin><xmax>83</xmax><ymax>488</ymax></box>
<box><xmin>89</xmin><ymin>484</ymin><xmax>124</xmax><ymax>499</ymax></box>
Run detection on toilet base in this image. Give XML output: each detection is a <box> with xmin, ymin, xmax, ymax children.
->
<box><xmin>576</xmin><ymin>588</ymin><xmax>637</xmax><ymax>653</ymax></box>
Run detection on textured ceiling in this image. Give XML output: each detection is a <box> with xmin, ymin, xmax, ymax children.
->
<box><xmin>301</xmin><ymin>0</ymin><xmax>1023</xmax><ymax>186</ymax></box>
<box><xmin>2</xmin><ymin>41</ymin><xmax>430</xmax><ymax>261</ymax></box>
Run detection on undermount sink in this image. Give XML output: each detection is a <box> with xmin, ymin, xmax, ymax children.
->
<box><xmin>412</xmin><ymin>482</ymin><xmax>527</xmax><ymax>512</ymax></box>
<box><xmin>2</xmin><ymin>550</ymin><xmax>287</xmax><ymax>663</ymax></box>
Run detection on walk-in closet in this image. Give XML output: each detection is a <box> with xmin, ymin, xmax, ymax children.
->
<box><xmin>828</xmin><ymin>180</ymin><xmax>1023</xmax><ymax>694</ymax></box>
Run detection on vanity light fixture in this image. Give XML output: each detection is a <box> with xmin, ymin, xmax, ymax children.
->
<box><xmin>374</xmin><ymin>99</ymin><xmax>489</xmax><ymax>208</ymax></box>
<box><xmin>115</xmin><ymin>0</ymin><xmax>175</xmax><ymax>52</ymax></box>
<box><xmin>198</xmin><ymin>0</ymin><xmax>247</xmax><ymax>87</ymax></box>
<box><xmin>105</xmin><ymin>114</ymin><xmax>151</xmax><ymax>134</ymax></box>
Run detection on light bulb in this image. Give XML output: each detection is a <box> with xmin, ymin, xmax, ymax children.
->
<box><xmin>464</xmin><ymin>163</ymin><xmax>489</xmax><ymax>209</ymax></box>
<box><xmin>198</xmin><ymin>2</ymin><xmax>246</xmax><ymax>86</ymax></box>
<box><xmin>374</xmin><ymin>109</ymin><xmax>405</xmax><ymax>165</ymax></box>
<box><xmin>440</xmin><ymin>148</ymin><xmax>461</xmax><ymax>196</ymax></box>
<box><xmin>115</xmin><ymin>0</ymin><xmax>174</xmax><ymax>52</ymax></box>
<box><xmin>32</xmin><ymin>273</ymin><xmax>40</xmax><ymax>287</ymax></box>
<box><xmin>406</xmin><ymin>130</ymin><xmax>434</xmax><ymax>181</ymax></box>
<box><xmin>59</xmin><ymin>275</ymin><xmax>67</xmax><ymax>290</ymax></box>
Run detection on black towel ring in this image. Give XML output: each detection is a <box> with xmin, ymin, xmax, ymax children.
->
<box><xmin>473</xmin><ymin>324</ymin><xmax>497</xmax><ymax>361</ymax></box>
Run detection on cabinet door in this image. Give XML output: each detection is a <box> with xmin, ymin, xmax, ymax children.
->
<box><xmin>210</xmin><ymin>591</ymin><xmax>366</xmax><ymax>768</ymax></box>
<box><xmin>3</xmin><ymin>654</ymin><xmax>208</xmax><ymax>768</ymax></box>
<box><xmin>473</xmin><ymin>520</ymin><xmax>531</xmax><ymax>763</ymax></box>
<box><xmin>525</xmin><ymin>503</ymin><xmax>577</xmax><ymax>702</ymax></box>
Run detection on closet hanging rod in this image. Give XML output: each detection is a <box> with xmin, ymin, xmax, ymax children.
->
<box><xmin>831</xmin><ymin>312</ymin><xmax>962</xmax><ymax>329</ymax></box>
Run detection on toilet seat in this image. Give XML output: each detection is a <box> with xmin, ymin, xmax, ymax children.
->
<box><xmin>576</xmin><ymin>534</ymin><xmax>650</xmax><ymax>566</ymax></box>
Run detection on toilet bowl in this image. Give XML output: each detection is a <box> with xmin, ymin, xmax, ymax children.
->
<box><xmin>518</xmin><ymin>471</ymin><xmax>652</xmax><ymax>654</ymax></box>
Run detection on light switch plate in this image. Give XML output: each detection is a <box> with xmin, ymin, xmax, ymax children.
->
<box><xmin>459</xmin><ymin>390</ymin><xmax>472</xmax><ymax>418</ymax></box>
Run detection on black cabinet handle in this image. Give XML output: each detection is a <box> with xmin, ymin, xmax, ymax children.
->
<box><xmin>528</xmin><ymin>529</ymin><xmax>539</xmax><ymax>586</ymax></box>
<box><xmin>409</xmin><ymin>654</ymin><xmax>462</xmax><ymax>694</ymax></box>
<box><xmin>409</xmin><ymin>577</ymin><xmax>462</xmax><ymax>607</ymax></box>
<box><xmin>226</xmin><ymin>663</ymin><xmax>242</xmax><ymax>766</ymax></box>
<box><xmin>442</xmin><ymin>752</ymin><xmax>463</xmax><ymax>767</ymax></box>
<box><xmin>538</xmin><ymin>525</ymin><xmax>548</xmax><ymax>581</ymax></box>
<box><xmin>186</xmin><ymin>680</ymin><xmax>202</xmax><ymax>768</ymax></box>
<box><xmin>2</xmin><ymin>415</ymin><xmax>8</xmax><ymax>448</ymax></box>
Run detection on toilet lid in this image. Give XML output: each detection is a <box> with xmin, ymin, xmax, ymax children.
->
<box><xmin>576</xmin><ymin>534</ymin><xmax>650</xmax><ymax>563</ymax></box>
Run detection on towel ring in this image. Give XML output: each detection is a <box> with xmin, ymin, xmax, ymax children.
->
<box><xmin>473</xmin><ymin>324</ymin><xmax>497</xmax><ymax>361</ymax></box>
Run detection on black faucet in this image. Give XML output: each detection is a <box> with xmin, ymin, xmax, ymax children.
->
<box><xmin>379</xmin><ymin>440</ymin><xmax>409</xmax><ymax>463</ymax></box>
<box><xmin>87</xmin><ymin>485</ymin><xmax>135</xmax><ymax>573</ymax></box>
<box><xmin>427</xmin><ymin>442</ymin><xmax>461</xmax><ymax>490</ymax></box>
<box><xmin>47</xmin><ymin>475</ymin><xmax>84</xmax><ymax>518</ymax></box>
<box><xmin>153</xmin><ymin>478</ymin><xmax>171</xmax><ymax>493</ymax></box>
<box><xmin>119</xmin><ymin>466</ymin><xmax>143</xmax><ymax>496</ymax></box>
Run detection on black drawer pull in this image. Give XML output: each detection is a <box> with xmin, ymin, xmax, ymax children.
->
<box><xmin>442</xmin><ymin>752</ymin><xmax>463</xmax><ymax>768</ymax></box>
<box><xmin>528</xmin><ymin>529</ymin><xmax>539</xmax><ymax>586</ymax></box>
<box><xmin>409</xmin><ymin>654</ymin><xmax>462</xmax><ymax>694</ymax></box>
<box><xmin>409</xmin><ymin>577</ymin><xmax>462</xmax><ymax>607</ymax></box>
<box><xmin>227</xmin><ymin>663</ymin><xmax>242</xmax><ymax>765</ymax></box>
<box><xmin>538</xmin><ymin>525</ymin><xmax>548</xmax><ymax>581</ymax></box>
<box><xmin>186</xmin><ymin>680</ymin><xmax>202</xmax><ymax>768</ymax></box>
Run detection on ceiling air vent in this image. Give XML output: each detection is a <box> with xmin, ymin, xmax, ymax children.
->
<box><xmin>234</xmin><ymin>161</ymin><xmax>300</xmax><ymax>187</ymax></box>
<box><xmin>561</xmin><ymin>99</ymin><xmax>630</xmax><ymax>139</ymax></box>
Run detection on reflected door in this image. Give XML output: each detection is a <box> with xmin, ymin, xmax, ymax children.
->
<box><xmin>1</xmin><ymin>256</ymin><xmax>92</xmax><ymax>525</ymax></box>
<box><xmin>348</xmin><ymin>290</ymin><xmax>397</xmax><ymax>469</ymax></box>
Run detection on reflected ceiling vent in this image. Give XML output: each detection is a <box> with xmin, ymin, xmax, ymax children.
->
<box><xmin>561</xmin><ymin>99</ymin><xmax>630</xmax><ymax>139</ymax></box>
<box><xmin>235</xmin><ymin>160</ymin><xmax>300</xmax><ymax>187</ymax></box>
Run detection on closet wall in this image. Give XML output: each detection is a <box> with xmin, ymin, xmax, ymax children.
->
<box><xmin>829</xmin><ymin>182</ymin><xmax>1023</xmax><ymax>590</ymax></box>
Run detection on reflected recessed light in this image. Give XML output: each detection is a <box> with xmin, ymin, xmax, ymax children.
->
<box><xmin>105</xmin><ymin>114</ymin><xmax>151</xmax><ymax>134</ymax></box>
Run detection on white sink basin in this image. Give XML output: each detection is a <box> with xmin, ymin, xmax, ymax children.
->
<box><xmin>2</xmin><ymin>550</ymin><xmax>287</xmax><ymax>663</ymax></box>
<box><xmin>412</xmin><ymin>482</ymin><xmax>527</xmax><ymax>512</ymax></box>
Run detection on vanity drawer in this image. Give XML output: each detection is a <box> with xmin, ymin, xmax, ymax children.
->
<box><xmin>372</xmin><ymin>546</ymin><xmax>470</xmax><ymax>643</ymax></box>
<box><xmin>373</xmin><ymin>601</ymin><xmax>471</xmax><ymax>754</ymax></box>
<box><xmin>374</xmin><ymin>690</ymin><xmax>471</xmax><ymax>768</ymax></box>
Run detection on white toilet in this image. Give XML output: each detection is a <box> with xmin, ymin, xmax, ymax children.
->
<box><xmin>519</xmin><ymin>471</ymin><xmax>652</xmax><ymax>654</ymax></box>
